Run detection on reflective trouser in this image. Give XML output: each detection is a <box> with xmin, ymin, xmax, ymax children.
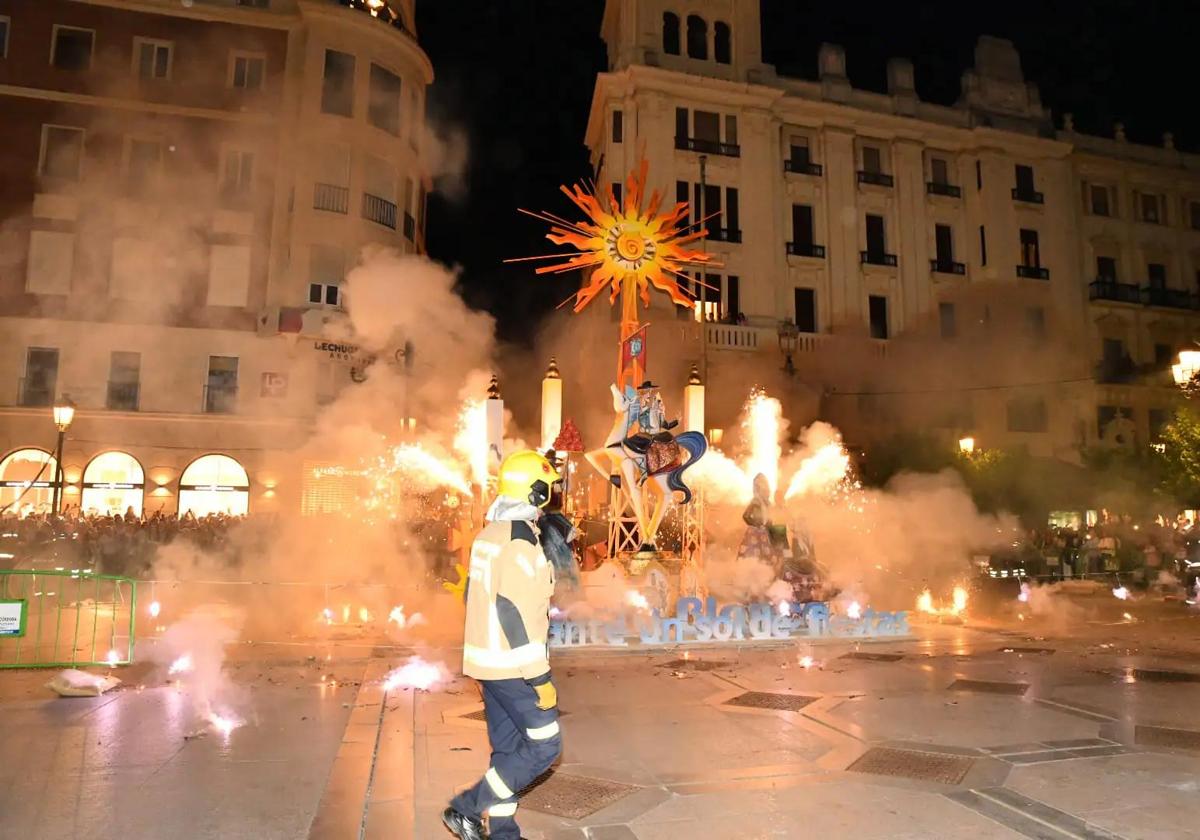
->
<box><xmin>451</xmin><ymin>676</ymin><xmax>562</xmax><ymax>840</ymax></box>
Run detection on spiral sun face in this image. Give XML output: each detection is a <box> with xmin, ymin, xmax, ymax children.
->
<box><xmin>515</xmin><ymin>159</ymin><xmax>712</xmax><ymax>312</ymax></box>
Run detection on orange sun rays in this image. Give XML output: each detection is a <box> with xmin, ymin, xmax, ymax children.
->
<box><xmin>510</xmin><ymin>160</ymin><xmax>713</xmax><ymax>314</ymax></box>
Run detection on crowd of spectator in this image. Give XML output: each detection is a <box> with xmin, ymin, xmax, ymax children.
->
<box><xmin>1018</xmin><ymin>515</ymin><xmax>1200</xmax><ymax>585</ymax></box>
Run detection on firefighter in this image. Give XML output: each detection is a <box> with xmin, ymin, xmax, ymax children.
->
<box><xmin>442</xmin><ymin>449</ymin><xmax>564</xmax><ymax>840</ymax></box>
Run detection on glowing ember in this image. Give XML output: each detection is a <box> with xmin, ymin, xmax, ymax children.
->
<box><xmin>148</xmin><ymin>600</ymin><xmax>161</xmax><ymax>618</ymax></box>
<box><xmin>626</xmin><ymin>590</ymin><xmax>650</xmax><ymax>611</ymax></box>
<box><xmin>105</xmin><ymin>649</ymin><xmax>120</xmax><ymax>668</ymax></box>
<box><xmin>168</xmin><ymin>654</ymin><xmax>193</xmax><ymax>675</ymax></box>
<box><xmin>382</xmin><ymin>656</ymin><xmax>448</xmax><ymax>692</ymax></box>
<box><xmin>784</xmin><ymin>441</ymin><xmax>851</xmax><ymax>500</ymax></box>
<box><xmin>1112</xmin><ymin>586</ymin><xmax>1130</xmax><ymax>601</ymax></box>
<box><xmin>799</xmin><ymin>655</ymin><xmax>815</xmax><ymax>670</ymax></box>
<box><xmin>208</xmin><ymin>711</ymin><xmax>240</xmax><ymax>737</ymax></box>
<box><xmin>846</xmin><ymin>601</ymin><xmax>862</xmax><ymax>620</ymax></box>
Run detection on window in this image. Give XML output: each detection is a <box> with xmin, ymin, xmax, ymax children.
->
<box><xmin>714</xmin><ymin>21</ymin><xmax>731</xmax><ymax>64</ymax></box>
<box><xmin>321</xmin><ymin>50</ymin><xmax>355</xmax><ymax>115</ymax></box>
<box><xmin>695</xmin><ymin>273</ymin><xmax>723</xmax><ymax>321</ymax></box>
<box><xmin>1015</xmin><ymin>164</ymin><xmax>1035</xmax><ymax>194</ymax></box>
<box><xmin>975</xmin><ymin>160</ymin><xmax>982</xmax><ymax>190</ymax></box>
<box><xmin>125</xmin><ymin>137</ymin><xmax>163</xmax><ymax>193</ymax></box>
<box><xmin>862</xmin><ymin>145</ymin><xmax>883</xmax><ymax>174</ymax></box>
<box><xmin>724</xmin><ymin>187</ymin><xmax>739</xmax><ymax>238</ymax></box>
<box><xmin>230</xmin><ymin>52</ymin><xmax>265</xmax><ymax>89</ymax></box>
<box><xmin>727</xmin><ymin>275</ymin><xmax>740</xmax><ymax>320</ymax></box>
<box><xmin>1190</xmin><ymin>201</ymin><xmax>1200</xmax><ymax>231</ymax></box>
<box><xmin>368</xmin><ymin>63</ymin><xmax>402</xmax><ymax>135</ymax></box>
<box><xmin>205</xmin><ymin>357</ymin><xmax>239</xmax><ymax>414</ymax></box>
<box><xmin>21</xmin><ymin>349</ymin><xmax>59</xmax><ymax>408</ymax></box>
<box><xmin>220</xmin><ymin>148</ymin><xmax>255</xmax><ymax>198</ymax></box>
<box><xmin>308</xmin><ymin>245</ymin><xmax>344</xmax><ymax>308</ymax></box>
<box><xmin>236</xmin><ymin>0</ymin><xmax>270</xmax><ymax>7</ymax></box>
<box><xmin>789</xmin><ymin>137</ymin><xmax>810</xmax><ymax>165</ymax></box>
<box><xmin>207</xmin><ymin>244</ymin><xmax>251</xmax><ymax>307</ymax></box>
<box><xmin>792</xmin><ymin>204</ymin><xmax>814</xmax><ymax>247</ymax></box>
<box><xmin>1089</xmin><ymin>184</ymin><xmax>1111</xmax><ymax>217</ymax></box>
<box><xmin>51</xmin><ymin>26</ymin><xmax>94</xmax><ymax>71</ymax></box>
<box><xmin>0</xmin><ymin>16</ymin><xmax>9</xmax><ymax>59</ymax></box>
<box><xmin>795</xmin><ymin>288</ymin><xmax>816</xmax><ymax>333</ymax></box>
<box><xmin>675</xmin><ymin>107</ymin><xmax>689</xmax><ymax>142</ymax></box>
<box><xmin>694</xmin><ymin>110</ymin><xmax>720</xmax><ymax>143</ymax></box>
<box><xmin>612</xmin><ymin>109</ymin><xmax>623</xmax><ymax>143</ymax></box>
<box><xmin>930</xmin><ymin>156</ymin><xmax>950</xmax><ymax>185</ymax></box>
<box><xmin>868</xmin><ymin>295</ymin><xmax>888</xmax><ymax>340</ymax></box>
<box><xmin>1096</xmin><ymin>256</ymin><xmax>1117</xmax><ymax>281</ymax></box>
<box><xmin>1150</xmin><ymin>408</ymin><xmax>1169</xmax><ymax>440</ymax></box>
<box><xmin>979</xmin><ymin>225</ymin><xmax>987</xmax><ymax>265</ymax></box>
<box><xmin>39</xmin><ymin>125</ymin><xmax>84</xmax><ymax>181</ymax></box>
<box><xmin>934</xmin><ymin>224</ymin><xmax>954</xmax><ymax>263</ymax></box>
<box><xmin>662</xmin><ymin>12</ymin><xmax>680</xmax><ymax>55</ymax></box>
<box><xmin>1026</xmin><ymin>307</ymin><xmax>1046</xmax><ymax>341</ymax></box>
<box><xmin>1007</xmin><ymin>397</ymin><xmax>1048</xmax><ymax>433</ymax></box>
<box><xmin>865</xmin><ymin>214</ymin><xmax>886</xmax><ymax>258</ymax></box>
<box><xmin>702</xmin><ymin>183</ymin><xmax>720</xmax><ymax>235</ymax></box>
<box><xmin>1148</xmin><ymin>262</ymin><xmax>1167</xmax><ymax>289</ymax></box>
<box><xmin>134</xmin><ymin>38</ymin><xmax>172</xmax><ymax>79</ymax></box>
<box><xmin>724</xmin><ymin>115</ymin><xmax>738</xmax><ymax>147</ymax></box>
<box><xmin>1138</xmin><ymin>191</ymin><xmax>1163</xmax><ymax>224</ymax></box>
<box><xmin>939</xmin><ymin>302</ymin><xmax>956</xmax><ymax>339</ymax></box>
<box><xmin>26</xmin><ymin>231</ymin><xmax>74</xmax><ymax>294</ymax></box>
<box><xmin>1102</xmin><ymin>338</ymin><xmax>1126</xmax><ymax>367</ymax></box>
<box><xmin>686</xmin><ymin>15</ymin><xmax>707</xmax><ymax>59</ymax></box>
<box><xmin>1019</xmin><ymin>229</ymin><xmax>1040</xmax><ymax>267</ymax></box>
<box><xmin>107</xmin><ymin>352</ymin><xmax>140</xmax><ymax>411</ymax></box>
<box><xmin>1154</xmin><ymin>343</ymin><xmax>1173</xmax><ymax>368</ymax></box>
<box><xmin>611</xmin><ymin>181</ymin><xmax>623</xmax><ymax>208</ymax></box>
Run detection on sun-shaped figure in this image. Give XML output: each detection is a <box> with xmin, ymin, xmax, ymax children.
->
<box><xmin>515</xmin><ymin>158</ymin><xmax>712</xmax><ymax>313</ymax></box>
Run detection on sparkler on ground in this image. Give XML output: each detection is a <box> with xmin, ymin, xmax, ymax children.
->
<box><xmin>916</xmin><ymin>586</ymin><xmax>969</xmax><ymax>617</ymax></box>
<box><xmin>382</xmin><ymin>656</ymin><xmax>450</xmax><ymax>692</ymax></box>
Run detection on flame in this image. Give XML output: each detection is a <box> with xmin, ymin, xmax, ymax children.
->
<box><xmin>453</xmin><ymin>399</ymin><xmax>489</xmax><ymax>489</ymax></box>
<box><xmin>382</xmin><ymin>656</ymin><xmax>448</xmax><ymax>692</ymax></box>
<box><xmin>208</xmin><ymin>711</ymin><xmax>240</xmax><ymax>737</ymax></box>
<box><xmin>799</xmin><ymin>655</ymin><xmax>814</xmax><ymax>670</ymax></box>
<box><xmin>951</xmin><ymin>587</ymin><xmax>968</xmax><ymax>615</ymax></box>
<box><xmin>784</xmin><ymin>441</ymin><xmax>851</xmax><ymax>500</ymax></box>
<box><xmin>917</xmin><ymin>589</ymin><xmax>935</xmax><ymax>614</ymax></box>
<box><xmin>1112</xmin><ymin>586</ymin><xmax>1130</xmax><ymax>601</ymax></box>
<box><xmin>148</xmin><ymin>600</ymin><xmax>161</xmax><ymax>618</ymax></box>
<box><xmin>168</xmin><ymin>654</ymin><xmax>193</xmax><ymax>675</ymax></box>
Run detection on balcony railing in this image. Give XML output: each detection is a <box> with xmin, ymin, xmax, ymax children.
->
<box><xmin>1011</xmin><ymin>187</ymin><xmax>1044</xmax><ymax>204</ymax></box>
<box><xmin>1142</xmin><ymin>286</ymin><xmax>1197</xmax><ymax>310</ymax></box>
<box><xmin>362</xmin><ymin>193</ymin><xmax>397</xmax><ymax>229</ymax></box>
<box><xmin>930</xmin><ymin>259</ymin><xmax>966</xmax><ymax>275</ymax></box>
<box><xmin>784</xmin><ymin>159</ymin><xmax>822</xmax><ymax>176</ymax></box>
<box><xmin>674</xmin><ymin>136</ymin><xmax>740</xmax><ymax>158</ymax></box>
<box><xmin>706</xmin><ymin>324</ymin><xmax>761</xmax><ymax>351</ymax></box>
<box><xmin>1089</xmin><ymin>279</ymin><xmax>1140</xmax><ymax>304</ymax></box>
<box><xmin>313</xmin><ymin>182</ymin><xmax>349</xmax><ymax>214</ymax></box>
<box><xmin>403</xmin><ymin>211</ymin><xmax>416</xmax><ymax>240</ymax></box>
<box><xmin>926</xmin><ymin>181</ymin><xmax>962</xmax><ymax>198</ymax></box>
<box><xmin>106</xmin><ymin>381</ymin><xmax>139</xmax><ymax>412</ymax></box>
<box><xmin>1016</xmin><ymin>264</ymin><xmax>1049</xmax><ymax>280</ymax></box>
<box><xmin>203</xmin><ymin>384</ymin><xmax>238</xmax><ymax>414</ymax></box>
<box><xmin>786</xmin><ymin>242</ymin><xmax>826</xmax><ymax>258</ymax></box>
<box><xmin>857</xmin><ymin>170</ymin><xmax>894</xmax><ymax>187</ymax></box>
<box><xmin>705</xmin><ymin>227</ymin><xmax>741</xmax><ymax>243</ymax></box>
<box><xmin>861</xmin><ymin>250</ymin><xmax>897</xmax><ymax>267</ymax></box>
<box><xmin>17</xmin><ymin>377</ymin><xmax>54</xmax><ymax>408</ymax></box>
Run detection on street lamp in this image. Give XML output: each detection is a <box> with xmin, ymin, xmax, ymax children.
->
<box><xmin>958</xmin><ymin>436</ymin><xmax>976</xmax><ymax>456</ymax></box>
<box><xmin>777</xmin><ymin>319</ymin><xmax>799</xmax><ymax>376</ymax></box>
<box><xmin>1171</xmin><ymin>350</ymin><xmax>1200</xmax><ymax>395</ymax></box>
<box><xmin>51</xmin><ymin>396</ymin><xmax>75</xmax><ymax>517</ymax></box>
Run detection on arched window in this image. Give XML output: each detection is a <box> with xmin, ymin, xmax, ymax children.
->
<box><xmin>662</xmin><ymin>12</ymin><xmax>681</xmax><ymax>56</ymax></box>
<box><xmin>714</xmin><ymin>21</ymin><xmax>731</xmax><ymax>64</ymax></box>
<box><xmin>178</xmin><ymin>454</ymin><xmax>250</xmax><ymax>518</ymax></box>
<box><xmin>0</xmin><ymin>448</ymin><xmax>57</xmax><ymax>516</ymax></box>
<box><xmin>82</xmin><ymin>451</ymin><xmax>145</xmax><ymax>517</ymax></box>
<box><xmin>686</xmin><ymin>15</ymin><xmax>708</xmax><ymax>60</ymax></box>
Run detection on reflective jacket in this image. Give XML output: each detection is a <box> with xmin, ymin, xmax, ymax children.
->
<box><xmin>462</xmin><ymin>499</ymin><xmax>555</xmax><ymax>681</ymax></box>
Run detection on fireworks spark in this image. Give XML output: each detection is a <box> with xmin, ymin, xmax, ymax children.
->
<box><xmin>951</xmin><ymin>586</ymin><xmax>968</xmax><ymax>615</ymax></box>
<box><xmin>783</xmin><ymin>441</ymin><xmax>851</xmax><ymax>500</ymax></box>
<box><xmin>388</xmin><ymin>605</ymin><xmax>406</xmax><ymax>628</ymax></box>
<box><xmin>917</xmin><ymin>589</ymin><xmax>935</xmax><ymax>614</ymax></box>
<box><xmin>1018</xmin><ymin>583</ymin><xmax>1031</xmax><ymax>603</ymax></box>
<box><xmin>1112</xmin><ymin>586</ymin><xmax>1130</xmax><ymax>601</ymax></box>
<box><xmin>169</xmin><ymin>654</ymin><xmax>193</xmax><ymax>675</ymax></box>
<box><xmin>626</xmin><ymin>590</ymin><xmax>650</xmax><ymax>611</ymax></box>
<box><xmin>106</xmin><ymin>649</ymin><xmax>120</xmax><ymax>667</ymax></box>
<box><xmin>778</xmin><ymin>601</ymin><xmax>791</xmax><ymax>617</ymax></box>
<box><xmin>453</xmin><ymin>399</ymin><xmax>489</xmax><ymax>489</ymax></box>
<box><xmin>207</xmin><ymin>711</ymin><xmax>241</xmax><ymax>737</ymax></box>
<box><xmin>744</xmin><ymin>390</ymin><xmax>782</xmax><ymax>498</ymax></box>
<box><xmin>382</xmin><ymin>657</ymin><xmax>449</xmax><ymax>692</ymax></box>
<box><xmin>358</xmin><ymin>607</ymin><xmax>372</xmax><ymax>623</ymax></box>
<box><xmin>846</xmin><ymin>601</ymin><xmax>862</xmax><ymax>620</ymax></box>
<box><xmin>148</xmin><ymin>600</ymin><xmax>161</xmax><ymax>618</ymax></box>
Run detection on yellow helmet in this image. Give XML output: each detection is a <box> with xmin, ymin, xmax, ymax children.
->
<box><xmin>498</xmin><ymin>450</ymin><xmax>562</xmax><ymax>507</ymax></box>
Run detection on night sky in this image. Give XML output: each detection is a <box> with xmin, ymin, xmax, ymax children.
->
<box><xmin>415</xmin><ymin>0</ymin><xmax>1197</xmax><ymax>344</ymax></box>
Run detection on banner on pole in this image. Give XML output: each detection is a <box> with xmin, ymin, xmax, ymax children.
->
<box><xmin>620</xmin><ymin>326</ymin><xmax>648</xmax><ymax>380</ymax></box>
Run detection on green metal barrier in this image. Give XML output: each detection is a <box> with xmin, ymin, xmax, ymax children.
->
<box><xmin>0</xmin><ymin>570</ymin><xmax>137</xmax><ymax>668</ymax></box>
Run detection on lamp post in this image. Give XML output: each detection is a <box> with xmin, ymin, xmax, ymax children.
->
<box><xmin>777</xmin><ymin>319</ymin><xmax>799</xmax><ymax>376</ymax></box>
<box><xmin>958</xmin><ymin>436</ymin><xmax>976</xmax><ymax>456</ymax></box>
<box><xmin>1171</xmin><ymin>350</ymin><xmax>1200</xmax><ymax>396</ymax></box>
<box><xmin>51</xmin><ymin>396</ymin><xmax>75</xmax><ymax>517</ymax></box>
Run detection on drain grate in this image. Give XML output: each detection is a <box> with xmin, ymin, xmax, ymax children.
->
<box><xmin>847</xmin><ymin>747</ymin><xmax>974</xmax><ymax>785</ymax></box>
<box><xmin>660</xmin><ymin>658</ymin><xmax>729</xmax><ymax>671</ymax></box>
<box><xmin>949</xmin><ymin>679</ymin><xmax>1029</xmax><ymax>696</ymax></box>
<box><xmin>520</xmin><ymin>772</ymin><xmax>637</xmax><ymax>819</ymax></box>
<box><xmin>1126</xmin><ymin>669</ymin><xmax>1200</xmax><ymax>683</ymax></box>
<box><xmin>998</xmin><ymin>647</ymin><xmax>1055</xmax><ymax>655</ymax></box>
<box><xmin>724</xmin><ymin>691</ymin><xmax>818</xmax><ymax>712</ymax></box>
<box><xmin>1135</xmin><ymin>725</ymin><xmax>1200</xmax><ymax>751</ymax></box>
<box><xmin>841</xmin><ymin>652</ymin><xmax>904</xmax><ymax>662</ymax></box>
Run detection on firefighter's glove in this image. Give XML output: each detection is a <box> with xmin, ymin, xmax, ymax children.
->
<box><xmin>528</xmin><ymin>675</ymin><xmax>557</xmax><ymax>710</ymax></box>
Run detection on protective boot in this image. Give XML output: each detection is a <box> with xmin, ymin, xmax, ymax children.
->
<box><xmin>441</xmin><ymin>807</ymin><xmax>486</xmax><ymax>840</ymax></box>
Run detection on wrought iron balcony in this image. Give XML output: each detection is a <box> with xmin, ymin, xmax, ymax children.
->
<box><xmin>857</xmin><ymin>170</ymin><xmax>894</xmax><ymax>187</ymax></box>
<box><xmin>1142</xmin><ymin>286</ymin><xmax>1198</xmax><ymax>310</ymax></box>
<box><xmin>1011</xmin><ymin>187</ymin><xmax>1044</xmax><ymax>204</ymax></box>
<box><xmin>926</xmin><ymin>181</ymin><xmax>962</xmax><ymax>198</ymax></box>
<box><xmin>403</xmin><ymin>211</ymin><xmax>416</xmax><ymax>240</ymax></box>
<box><xmin>930</xmin><ymin>259</ymin><xmax>966</xmax><ymax>275</ymax></box>
<box><xmin>860</xmin><ymin>250</ymin><xmax>897</xmax><ymax>267</ymax></box>
<box><xmin>1016</xmin><ymin>264</ymin><xmax>1049</xmax><ymax>280</ymax></box>
<box><xmin>786</xmin><ymin>242</ymin><xmax>825</xmax><ymax>258</ymax></box>
<box><xmin>704</xmin><ymin>227</ymin><xmax>741</xmax><ymax>243</ymax></box>
<box><xmin>313</xmin><ymin>182</ymin><xmax>349</xmax><ymax>214</ymax></box>
<box><xmin>362</xmin><ymin>192</ymin><xmax>397</xmax><ymax>229</ymax></box>
<box><xmin>1089</xmin><ymin>279</ymin><xmax>1140</xmax><ymax>304</ymax></box>
<box><xmin>106</xmin><ymin>381</ymin><xmax>139</xmax><ymax>411</ymax></box>
<box><xmin>674</xmin><ymin>136</ymin><xmax>740</xmax><ymax>157</ymax></box>
<box><xmin>784</xmin><ymin>159</ymin><xmax>822</xmax><ymax>176</ymax></box>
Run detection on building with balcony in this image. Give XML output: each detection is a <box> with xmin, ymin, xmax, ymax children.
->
<box><xmin>580</xmin><ymin>0</ymin><xmax>1200</xmax><ymax>460</ymax></box>
<box><xmin>0</xmin><ymin>0</ymin><xmax>432</xmax><ymax>516</ymax></box>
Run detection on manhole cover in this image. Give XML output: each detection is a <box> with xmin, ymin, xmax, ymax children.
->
<box><xmin>1135</xmin><ymin>725</ymin><xmax>1200</xmax><ymax>750</ymax></box>
<box><xmin>724</xmin><ymin>691</ymin><xmax>818</xmax><ymax>711</ymax></box>
<box><xmin>520</xmin><ymin>772</ymin><xmax>637</xmax><ymax>819</ymax></box>
<box><xmin>1126</xmin><ymin>669</ymin><xmax>1200</xmax><ymax>683</ymax></box>
<box><xmin>847</xmin><ymin>747</ymin><xmax>974</xmax><ymax>785</ymax></box>
<box><xmin>949</xmin><ymin>679</ymin><xmax>1029</xmax><ymax>696</ymax></box>
<box><xmin>660</xmin><ymin>658</ymin><xmax>729</xmax><ymax>671</ymax></box>
<box><xmin>998</xmin><ymin>647</ymin><xmax>1055</xmax><ymax>655</ymax></box>
<box><xmin>841</xmin><ymin>652</ymin><xmax>904</xmax><ymax>662</ymax></box>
